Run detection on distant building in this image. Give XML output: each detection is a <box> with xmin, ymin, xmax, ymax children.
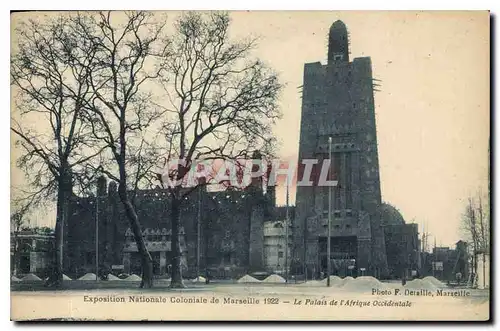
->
<box><xmin>420</xmin><ymin>241</ymin><xmax>469</xmax><ymax>282</ymax></box>
<box><xmin>454</xmin><ymin>240</ymin><xmax>469</xmax><ymax>281</ymax></box>
<box><xmin>10</xmin><ymin>229</ymin><xmax>55</xmax><ymax>277</ymax></box>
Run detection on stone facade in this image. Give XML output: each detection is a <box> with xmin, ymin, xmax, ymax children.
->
<box><xmin>10</xmin><ymin>230</ymin><xmax>55</xmax><ymax>278</ymax></box>
<box><xmin>263</xmin><ymin>219</ymin><xmax>292</xmax><ymax>273</ymax></box>
<box><xmin>65</xmin><ymin>175</ymin><xmax>272</xmax><ymax>279</ymax></box>
<box><xmin>294</xmin><ymin>20</ymin><xmax>389</xmax><ymax>278</ymax></box>
<box><xmin>384</xmin><ymin>223</ymin><xmax>420</xmax><ymax>279</ymax></box>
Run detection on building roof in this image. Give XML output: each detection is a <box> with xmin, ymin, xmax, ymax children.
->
<box><xmin>379</xmin><ymin>203</ymin><xmax>405</xmax><ymax>225</ymax></box>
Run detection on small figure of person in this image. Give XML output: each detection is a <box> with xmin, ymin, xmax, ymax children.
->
<box><xmin>456</xmin><ymin>272</ymin><xmax>462</xmax><ymax>286</ymax></box>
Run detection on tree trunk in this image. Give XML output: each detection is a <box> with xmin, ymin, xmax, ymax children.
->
<box><xmin>482</xmin><ymin>252</ymin><xmax>486</xmax><ymax>288</ymax></box>
<box><xmin>478</xmin><ymin>197</ymin><xmax>486</xmax><ymax>289</ymax></box>
<box><xmin>46</xmin><ymin>172</ymin><xmax>71</xmax><ymax>287</ymax></box>
<box><xmin>13</xmin><ymin>233</ymin><xmax>19</xmax><ymax>276</ymax></box>
<box><xmin>170</xmin><ymin>197</ymin><xmax>185</xmax><ymax>288</ymax></box>
<box><xmin>470</xmin><ymin>253</ymin><xmax>475</xmax><ymax>285</ymax></box>
<box><xmin>474</xmin><ymin>242</ymin><xmax>478</xmax><ymax>283</ymax></box>
<box><xmin>118</xmin><ymin>185</ymin><xmax>154</xmax><ymax>288</ymax></box>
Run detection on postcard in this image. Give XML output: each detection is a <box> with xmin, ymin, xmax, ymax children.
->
<box><xmin>10</xmin><ymin>10</ymin><xmax>490</xmax><ymax>321</ymax></box>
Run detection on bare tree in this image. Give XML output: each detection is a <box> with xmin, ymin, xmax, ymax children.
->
<box><xmin>157</xmin><ymin>12</ymin><xmax>282</xmax><ymax>288</ymax></box>
<box><xmin>477</xmin><ymin>193</ymin><xmax>490</xmax><ymax>254</ymax></box>
<box><xmin>477</xmin><ymin>192</ymin><xmax>489</xmax><ymax>287</ymax></box>
<box><xmin>76</xmin><ymin>11</ymin><xmax>168</xmax><ymax>288</ymax></box>
<box><xmin>461</xmin><ymin>191</ymin><xmax>490</xmax><ymax>287</ymax></box>
<box><xmin>10</xmin><ymin>204</ymin><xmax>30</xmax><ymax>276</ymax></box>
<box><xmin>461</xmin><ymin>197</ymin><xmax>479</xmax><ymax>283</ymax></box>
<box><xmin>11</xmin><ymin>14</ymin><xmax>105</xmax><ymax>286</ymax></box>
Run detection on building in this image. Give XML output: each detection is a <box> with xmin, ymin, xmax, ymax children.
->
<box><xmin>382</xmin><ymin>217</ymin><xmax>420</xmax><ymax>279</ymax></box>
<box><xmin>294</xmin><ymin>20</ymin><xmax>389</xmax><ymax>278</ymax></box>
<box><xmin>263</xmin><ymin>219</ymin><xmax>292</xmax><ymax>274</ymax></box>
<box><xmin>420</xmin><ymin>241</ymin><xmax>469</xmax><ymax>282</ymax></box>
<box><xmin>10</xmin><ymin>228</ymin><xmax>55</xmax><ymax>278</ymax></box>
<box><xmin>64</xmin><ymin>169</ymin><xmax>276</xmax><ymax>279</ymax></box>
<box><xmin>378</xmin><ymin>203</ymin><xmax>420</xmax><ymax>279</ymax></box>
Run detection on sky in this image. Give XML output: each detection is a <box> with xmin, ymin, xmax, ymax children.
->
<box><xmin>11</xmin><ymin>11</ymin><xmax>490</xmax><ymax>247</ymax></box>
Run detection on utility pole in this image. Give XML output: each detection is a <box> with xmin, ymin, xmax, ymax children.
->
<box><xmin>327</xmin><ymin>136</ymin><xmax>332</xmax><ymax>287</ymax></box>
<box><xmin>95</xmin><ymin>193</ymin><xmax>99</xmax><ymax>281</ymax></box>
<box><xmin>196</xmin><ymin>187</ymin><xmax>202</xmax><ymax>279</ymax></box>
<box><xmin>433</xmin><ymin>236</ymin><xmax>436</xmax><ymax>277</ymax></box>
<box><xmin>421</xmin><ymin>223</ymin><xmax>425</xmax><ymax>253</ymax></box>
<box><xmin>470</xmin><ymin>200</ymin><xmax>478</xmax><ymax>286</ymax></box>
<box><xmin>285</xmin><ymin>184</ymin><xmax>289</xmax><ymax>283</ymax></box>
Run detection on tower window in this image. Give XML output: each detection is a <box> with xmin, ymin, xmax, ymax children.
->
<box><xmin>334</xmin><ymin>54</ymin><xmax>343</xmax><ymax>61</ymax></box>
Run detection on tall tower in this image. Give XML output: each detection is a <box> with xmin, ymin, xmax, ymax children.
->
<box><xmin>293</xmin><ymin>21</ymin><xmax>388</xmax><ymax>278</ymax></box>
